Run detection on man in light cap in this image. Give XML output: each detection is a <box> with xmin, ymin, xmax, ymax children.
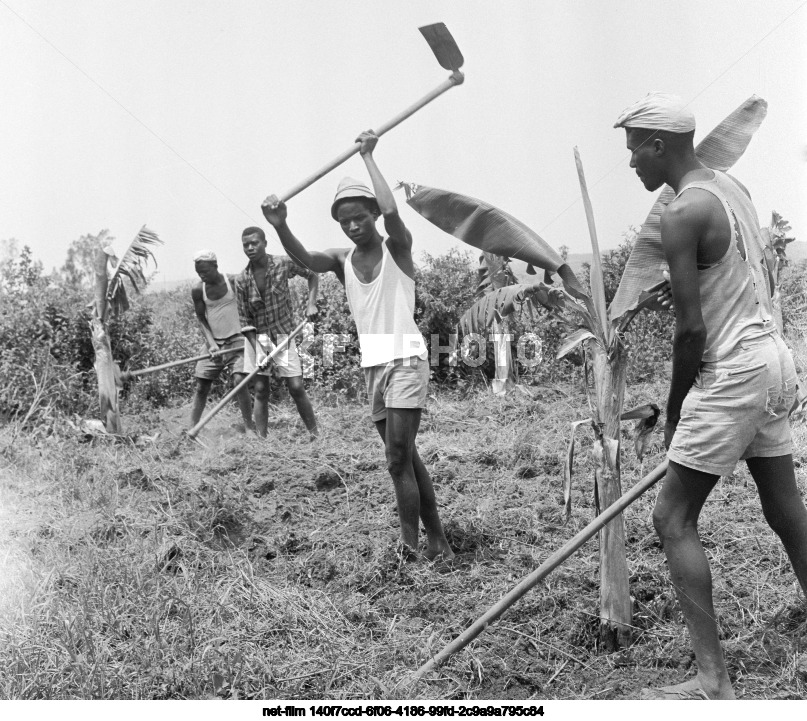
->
<box><xmin>616</xmin><ymin>93</ymin><xmax>807</xmax><ymax>699</ymax></box>
<box><xmin>190</xmin><ymin>250</ymin><xmax>255</xmax><ymax>432</ymax></box>
<box><xmin>259</xmin><ymin>130</ymin><xmax>454</xmax><ymax>562</ymax></box>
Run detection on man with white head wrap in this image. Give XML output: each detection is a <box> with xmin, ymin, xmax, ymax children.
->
<box><xmin>190</xmin><ymin>250</ymin><xmax>255</xmax><ymax>432</ymax></box>
<box><xmin>614</xmin><ymin>91</ymin><xmax>696</xmax><ymax>134</ymax></box>
<box><xmin>616</xmin><ymin>94</ymin><xmax>806</xmax><ymax>699</ymax></box>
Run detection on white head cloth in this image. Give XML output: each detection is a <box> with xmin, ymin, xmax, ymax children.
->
<box><xmin>614</xmin><ymin>92</ymin><xmax>696</xmax><ymax>133</ymax></box>
<box><xmin>193</xmin><ymin>249</ymin><xmax>217</xmax><ymax>263</ymax></box>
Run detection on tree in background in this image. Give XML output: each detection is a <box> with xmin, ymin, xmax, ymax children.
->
<box><xmin>60</xmin><ymin>231</ymin><xmax>111</xmax><ymax>290</ymax></box>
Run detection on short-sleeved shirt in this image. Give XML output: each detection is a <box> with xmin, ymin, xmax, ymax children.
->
<box><xmin>235</xmin><ymin>255</ymin><xmax>313</xmax><ymax>340</ymax></box>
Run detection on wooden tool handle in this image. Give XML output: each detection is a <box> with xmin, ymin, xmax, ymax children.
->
<box><xmin>186</xmin><ymin>320</ymin><xmax>308</xmax><ymax>439</ymax></box>
<box><xmin>279</xmin><ymin>72</ymin><xmax>463</xmax><ymax>204</ymax></box>
<box><xmin>125</xmin><ymin>345</ymin><xmax>244</xmax><ymax>379</ymax></box>
<box><xmin>409</xmin><ymin>459</ymin><xmax>669</xmax><ymax>683</ymax></box>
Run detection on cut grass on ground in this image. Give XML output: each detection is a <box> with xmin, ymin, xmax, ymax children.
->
<box><xmin>0</xmin><ymin>380</ymin><xmax>806</xmax><ymax>699</ymax></box>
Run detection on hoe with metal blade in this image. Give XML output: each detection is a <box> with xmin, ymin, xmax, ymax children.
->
<box><xmin>277</xmin><ymin>23</ymin><xmax>464</xmax><ymax>203</ymax></box>
<box><xmin>119</xmin><ymin>344</ymin><xmax>245</xmax><ymax>382</ymax></box>
<box><xmin>186</xmin><ymin>319</ymin><xmax>307</xmax><ymax>440</ymax></box>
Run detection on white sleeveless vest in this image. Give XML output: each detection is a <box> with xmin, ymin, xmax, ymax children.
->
<box><xmin>343</xmin><ymin>241</ymin><xmax>428</xmax><ymax>367</ymax></box>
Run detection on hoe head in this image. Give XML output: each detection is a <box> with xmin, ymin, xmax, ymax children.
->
<box><xmin>419</xmin><ymin>23</ymin><xmax>464</xmax><ymax>72</ymax></box>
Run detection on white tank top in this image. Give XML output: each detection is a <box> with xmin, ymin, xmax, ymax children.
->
<box><xmin>202</xmin><ymin>275</ymin><xmax>242</xmax><ymax>341</ymax></box>
<box><xmin>673</xmin><ymin>171</ymin><xmax>775</xmax><ymax>361</ymax></box>
<box><xmin>343</xmin><ymin>241</ymin><xmax>428</xmax><ymax>367</ymax></box>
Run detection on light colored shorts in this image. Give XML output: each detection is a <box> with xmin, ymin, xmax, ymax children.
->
<box><xmin>194</xmin><ymin>335</ymin><xmax>245</xmax><ymax>380</ymax></box>
<box><xmin>363</xmin><ymin>355</ymin><xmax>429</xmax><ymax>422</ymax></box>
<box><xmin>243</xmin><ymin>334</ymin><xmax>302</xmax><ymax>379</ymax></box>
<box><xmin>668</xmin><ymin>332</ymin><xmax>797</xmax><ymax>476</ymax></box>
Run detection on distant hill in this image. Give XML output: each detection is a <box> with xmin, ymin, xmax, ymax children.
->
<box><xmin>787</xmin><ymin>241</ymin><xmax>807</xmax><ymax>263</ymax></box>
<box><xmin>147</xmin><ymin>277</ymin><xmax>195</xmax><ymax>294</ymax></box>
<box><xmin>509</xmin><ymin>241</ymin><xmax>807</xmax><ymax>284</ymax></box>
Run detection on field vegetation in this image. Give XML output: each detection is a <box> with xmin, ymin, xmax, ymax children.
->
<box><xmin>0</xmin><ymin>235</ymin><xmax>806</xmax><ymax>699</ymax></box>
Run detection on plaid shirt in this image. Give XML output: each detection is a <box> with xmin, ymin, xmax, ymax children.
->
<box><xmin>235</xmin><ymin>255</ymin><xmax>313</xmax><ymax>339</ymax></box>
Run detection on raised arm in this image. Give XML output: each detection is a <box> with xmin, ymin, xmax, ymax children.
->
<box><xmin>661</xmin><ymin>194</ymin><xmax>708</xmax><ymax>447</ymax></box>
<box><xmin>191</xmin><ymin>284</ymin><xmax>218</xmax><ymax>354</ymax></box>
<box><xmin>261</xmin><ymin>196</ymin><xmax>343</xmax><ymax>275</ymax></box>
<box><xmin>357</xmin><ymin>131</ymin><xmax>413</xmax><ymax>260</ymax></box>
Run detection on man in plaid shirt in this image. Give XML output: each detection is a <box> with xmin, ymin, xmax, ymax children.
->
<box><xmin>236</xmin><ymin>226</ymin><xmax>319</xmax><ymax>438</ymax></box>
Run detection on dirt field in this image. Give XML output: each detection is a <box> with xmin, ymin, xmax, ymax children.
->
<box><xmin>1</xmin><ymin>380</ymin><xmax>806</xmax><ymax>700</ymax></box>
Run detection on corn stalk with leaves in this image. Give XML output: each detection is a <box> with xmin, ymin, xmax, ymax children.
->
<box><xmin>403</xmin><ymin>95</ymin><xmax>768</xmax><ymax>650</ymax></box>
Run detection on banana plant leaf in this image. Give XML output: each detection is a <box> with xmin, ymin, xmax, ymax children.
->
<box><xmin>564</xmin><ymin>418</ymin><xmax>593</xmax><ymax>521</ymax></box>
<box><xmin>402</xmin><ymin>183</ymin><xmax>588</xmax><ymax>296</ymax></box>
<box><xmin>105</xmin><ymin>226</ymin><xmax>163</xmax><ymax>319</ymax></box>
<box><xmin>574</xmin><ymin>147</ymin><xmax>610</xmax><ymax>343</ymax></box>
<box><xmin>459</xmin><ymin>281</ymin><xmax>569</xmax><ymax>336</ymax></box>
<box><xmin>609</xmin><ymin>96</ymin><xmax>768</xmax><ymax>320</ymax></box>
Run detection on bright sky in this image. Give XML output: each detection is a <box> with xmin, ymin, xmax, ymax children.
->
<box><xmin>1</xmin><ymin>0</ymin><xmax>805</xmax><ymax>286</ymax></box>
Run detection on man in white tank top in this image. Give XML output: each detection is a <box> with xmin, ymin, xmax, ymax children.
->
<box><xmin>190</xmin><ymin>250</ymin><xmax>254</xmax><ymax>432</ymax></box>
<box><xmin>259</xmin><ymin>131</ymin><xmax>453</xmax><ymax>562</ymax></box>
<box><xmin>615</xmin><ymin>93</ymin><xmax>806</xmax><ymax>699</ymax></box>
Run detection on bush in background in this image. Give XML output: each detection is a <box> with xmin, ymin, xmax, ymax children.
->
<box><xmin>4</xmin><ymin>231</ymin><xmax>805</xmax><ymax>426</ymax></box>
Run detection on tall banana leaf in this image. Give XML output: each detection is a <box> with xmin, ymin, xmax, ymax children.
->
<box><xmin>403</xmin><ymin>182</ymin><xmax>586</xmax><ymax>298</ymax></box>
<box><xmin>609</xmin><ymin>95</ymin><xmax>768</xmax><ymax>319</ymax></box>
<box><xmin>104</xmin><ymin>226</ymin><xmax>163</xmax><ymax>320</ymax></box>
<box><xmin>574</xmin><ymin>147</ymin><xmax>610</xmax><ymax>343</ymax></box>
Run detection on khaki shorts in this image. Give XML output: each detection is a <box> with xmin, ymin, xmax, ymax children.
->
<box><xmin>243</xmin><ymin>334</ymin><xmax>302</xmax><ymax>378</ymax></box>
<box><xmin>363</xmin><ymin>355</ymin><xmax>429</xmax><ymax>422</ymax></box>
<box><xmin>194</xmin><ymin>335</ymin><xmax>245</xmax><ymax>380</ymax></box>
<box><xmin>668</xmin><ymin>332</ymin><xmax>797</xmax><ymax>476</ymax></box>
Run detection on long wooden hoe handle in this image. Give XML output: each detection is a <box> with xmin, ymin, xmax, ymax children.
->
<box><xmin>279</xmin><ymin>71</ymin><xmax>464</xmax><ymax>203</ymax></box>
<box><xmin>186</xmin><ymin>320</ymin><xmax>308</xmax><ymax>439</ymax></box>
<box><xmin>409</xmin><ymin>459</ymin><xmax>669</xmax><ymax>683</ymax></box>
<box><xmin>122</xmin><ymin>344</ymin><xmax>245</xmax><ymax>380</ymax></box>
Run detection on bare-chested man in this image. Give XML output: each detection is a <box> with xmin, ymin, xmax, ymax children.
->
<box><xmin>260</xmin><ymin>131</ymin><xmax>453</xmax><ymax>561</ymax></box>
<box><xmin>616</xmin><ymin>92</ymin><xmax>807</xmax><ymax>699</ymax></box>
<box><xmin>190</xmin><ymin>250</ymin><xmax>254</xmax><ymax>431</ymax></box>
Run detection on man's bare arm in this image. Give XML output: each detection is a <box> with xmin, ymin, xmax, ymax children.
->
<box><xmin>356</xmin><ymin>131</ymin><xmax>416</xmax><ymax>279</ymax></box>
<box><xmin>662</xmin><ymin>197</ymin><xmax>708</xmax><ymax>428</ymax></box>
<box><xmin>261</xmin><ymin>196</ymin><xmax>343</xmax><ymax>275</ymax></box>
<box><xmin>191</xmin><ymin>284</ymin><xmax>218</xmax><ymax>353</ymax></box>
<box><xmin>357</xmin><ymin>132</ymin><xmax>411</xmax><ymax>250</ymax></box>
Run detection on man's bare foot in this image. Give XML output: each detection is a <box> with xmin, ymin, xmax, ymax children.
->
<box><xmin>395</xmin><ymin>541</ymin><xmax>422</xmax><ymax>563</ymax></box>
<box><xmin>640</xmin><ymin>675</ymin><xmax>734</xmax><ymax>700</ymax></box>
<box><xmin>424</xmin><ymin>541</ymin><xmax>455</xmax><ymax>562</ymax></box>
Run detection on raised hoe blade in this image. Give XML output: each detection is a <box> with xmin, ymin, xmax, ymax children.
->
<box><xmin>419</xmin><ymin>23</ymin><xmax>464</xmax><ymax>72</ymax></box>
